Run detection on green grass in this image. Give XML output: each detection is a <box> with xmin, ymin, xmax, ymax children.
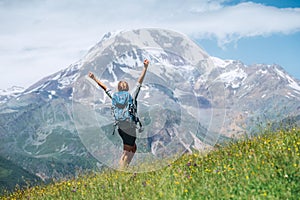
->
<box><xmin>0</xmin><ymin>157</ymin><xmax>42</xmax><ymax>195</ymax></box>
<box><xmin>2</xmin><ymin>128</ymin><xmax>299</xmax><ymax>200</ymax></box>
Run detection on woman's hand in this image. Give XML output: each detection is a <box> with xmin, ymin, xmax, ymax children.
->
<box><xmin>88</xmin><ymin>72</ymin><xmax>95</xmax><ymax>79</ymax></box>
<box><xmin>144</xmin><ymin>59</ymin><xmax>149</xmax><ymax>68</ymax></box>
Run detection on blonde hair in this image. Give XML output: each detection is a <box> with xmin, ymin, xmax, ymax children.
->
<box><xmin>118</xmin><ymin>81</ymin><xmax>129</xmax><ymax>91</ymax></box>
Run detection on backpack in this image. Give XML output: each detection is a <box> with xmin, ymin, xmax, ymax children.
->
<box><xmin>111</xmin><ymin>91</ymin><xmax>142</xmax><ymax>134</ymax></box>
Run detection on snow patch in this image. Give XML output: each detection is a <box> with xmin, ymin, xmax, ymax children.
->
<box><xmin>289</xmin><ymin>80</ymin><xmax>300</xmax><ymax>91</ymax></box>
<box><xmin>52</xmin><ymin>73</ymin><xmax>61</xmax><ymax>80</ymax></box>
<box><xmin>210</xmin><ymin>56</ymin><xmax>234</xmax><ymax>68</ymax></box>
<box><xmin>100</xmin><ymin>30</ymin><xmax>124</xmax><ymax>43</ymax></box>
<box><xmin>274</xmin><ymin>67</ymin><xmax>286</xmax><ymax>79</ymax></box>
<box><xmin>256</xmin><ymin>69</ymin><xmax>267</xmax><ymax>75</ymax></box>
<box><xmin>0</xmin><ymin>86</ymin><xmax>24</xmax><ymax>96</ymax></box>
<box><xmin>218</xmin><ymin>67</ymin><xmax>248</xmax><ymax>89</ymax></box>
<box><xmin>115</xmin><ymin>49</ymin><xmax>139</xmax><ymax>67</ymax></box>
<box><xmin>59</xmin><ymin>143</ymin><xmax>68</xmax><ymax>153</ymax></box>
<box><xmin>144</xmin><ymin>92</ymin><xmax>150</xmax><ymax>99</ymax></box>
<box><xmin>58</xmin><ymin>72</ymin><xmax>79</xmax><ymax>89</ymax></box>
<box><xmin>274</xmin><ymin>67</ymin><xmax>300</xmax><ymax>91</ymax></box>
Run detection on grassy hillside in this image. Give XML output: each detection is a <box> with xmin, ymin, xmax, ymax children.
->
<box><xmin>0</xmin><ymin>156</ymin><xmax>42</xmax><ymax>195</ymax></box>
<box><xmin>1</xmin><ymin>128</ymin><xmax>299</xmax><ymax>200</ymax></box>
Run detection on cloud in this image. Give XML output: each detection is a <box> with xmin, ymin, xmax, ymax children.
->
<box><xmin>1</xmin><ymin>1</ymin><xmax>299</xmax><ymax>46</ymax></box>
<box><xmin>0</xmin><ymin>0</ymin><xmax>299</xmax><ymax>89</ymax></box>
<box><xmin>186</xmin><ymin>2</ymin><xmax>300</xmax><ymax>45</ymax></box>
<box><xmin>135</xmin><ymin>2</ymin><xmax>300</xmax><ymax>46</ymax></box>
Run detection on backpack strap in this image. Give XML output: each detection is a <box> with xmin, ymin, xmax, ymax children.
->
<box><xmin>105</xmin><ymin>89</ymin><xmax>112</xmax><ymax>99</ymax></box>
<box><xmin>112</xmin><ymin>121</ymin><xmax>118</xmax><ymax>135</ymax></box>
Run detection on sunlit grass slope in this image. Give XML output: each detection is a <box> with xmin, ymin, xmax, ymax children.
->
<box><xmin>2</xmin><ymin>128</ymin><xmax>299</xmax><ymax>200</ymax></box>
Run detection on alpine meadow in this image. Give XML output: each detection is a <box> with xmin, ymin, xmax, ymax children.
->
<box><xmin>2</xmin><ymin>128</ymin><xmax>300</xmax><ymax>199</ymax></box>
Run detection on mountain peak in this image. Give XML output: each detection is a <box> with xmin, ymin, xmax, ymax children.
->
<box><xmin>0</xmin><ymin>86</ymin><xmax>24</xmax><ymax>96</ymax></box>
<box><xmin>210</xmin><ymin>56</ymin><xmax>235</xmax><ymax>68</ymax></box>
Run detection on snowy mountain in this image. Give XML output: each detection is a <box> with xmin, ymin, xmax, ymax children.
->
<box><xmin>201</xmin><ymin>57</ymin><xmax>300</xmax><ymax>137</ymax></box>
<box><xmin>0</xmin><ymin>86</ymin><xmax>24</xmax><ymax>96</ymax></box>
<box><xmin>0</xmin><ymin>28</ymin><xmax>299</xmax><ymax>180</ymax></box>
<box><xmin>0</xmin><ymin>86</ymin><xmax>24</xmax><ymax>104</ymax></box>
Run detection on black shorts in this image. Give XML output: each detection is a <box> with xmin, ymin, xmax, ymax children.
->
<box><xmin>118</xmin><ymin>125</ymin><xmax>136</xmax><ymax>146</ymax></box>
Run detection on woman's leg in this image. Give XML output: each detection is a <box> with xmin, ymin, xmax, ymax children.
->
<box><xmin>126</xmin><ymin>143</ymin><xmax>136</xmax><ymax>164</ymax></box>
<box><xmin>118</xmin><ymin>128</ymin><xmax>137</xmax><ymax>169</ymax></box>
<box><xmin>119</xmin><ymin>144</ymin><xmax>136</xmax><ymax>169</ymax></box>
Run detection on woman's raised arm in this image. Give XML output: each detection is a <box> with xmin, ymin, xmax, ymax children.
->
<box><xmin>137</xmin><ymin>59</ymin><xmax>149</xmax><ymax>84</ymax></box>
<box><xmin>88</xmin><ymin>72</ymin><xmax>108</xmax><ymax>91</ymax></box>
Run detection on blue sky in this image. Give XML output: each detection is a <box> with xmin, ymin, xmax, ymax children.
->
<box><xmin>198</xmin><ymin>0</ymin><xmax>300</xmax><ymax>79</ymax></box>
<box><xmin>226</xmin><ymin>0</ymin><xmax>300</xmax><ymax>8</ymax></box>
<box><xmin>198</xmin><ymin>32</ymin><xmax>300</xmax><ymax>79</ymax></box>
<box><xmin>0</xmin><ymin>0</ymin><xmax>299</xmax><ymax>90</ymax></box>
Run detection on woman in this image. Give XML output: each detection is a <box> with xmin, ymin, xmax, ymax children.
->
<box><xmin>88</xmin><ymin>59</ymin><xmax>149</xmax><ymax>169</ymax></box>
